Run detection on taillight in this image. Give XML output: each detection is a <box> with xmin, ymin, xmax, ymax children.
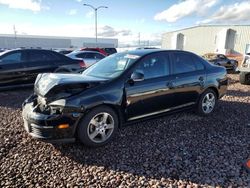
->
<box><xmin>79</xmin><ymin>60</ymin><xmax>86</xmax><ymax>68</ymax></box>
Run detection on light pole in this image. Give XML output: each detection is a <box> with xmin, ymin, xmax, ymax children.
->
<box><xmin>83</xmin><ymin>3</ymin><xmax>108</xmax><ymax>47</ymax></box>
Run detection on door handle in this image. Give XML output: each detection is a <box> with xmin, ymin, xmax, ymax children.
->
<box><xmin>198</xmin><ymin>76</ymin><xmax>204</xmax><ymax>82</ymax></box>
<box><xmin>166</xmin><ymin>82</ymin><xmax>174</xmax><ymax>89</ymax></box>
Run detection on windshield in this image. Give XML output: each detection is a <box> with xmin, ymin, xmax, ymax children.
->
<box><xmin>82</xmin><ymin>52</ymin><xmax>140</xmax><ymax>79</ymax></box>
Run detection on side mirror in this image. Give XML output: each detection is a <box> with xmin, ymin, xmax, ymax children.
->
<box><xmin>131</xmin><ymin>71</ymin><xmax>144</xmax><ymax>82</ymax></box>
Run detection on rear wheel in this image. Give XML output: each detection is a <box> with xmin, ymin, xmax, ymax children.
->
<box><xmin>77</xmin><ymin>106</ymin><xmax>118</xmax><ymax>147</ymax></box>
<box><xmin>196</xmin><ymin>89</ymin><xmax>217</xmax><ymax>116</ymax></box>
<box><xmin>239</xmin><ymin>72</ymin><xmax>250</xmax><ymax>85</ymax></box>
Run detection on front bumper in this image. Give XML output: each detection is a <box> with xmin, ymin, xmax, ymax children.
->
<box><xmin>22</xmin><ymin>99</ymin><xmax>82</xmax><ymax>143</ymax></box>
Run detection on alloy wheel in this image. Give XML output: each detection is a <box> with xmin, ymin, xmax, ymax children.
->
<box><xmin>87</xmin><ymin>112</ymin><xmax>114</xmax><ymax>143</ymax></box>
<box><xmin>202</xmin><ymin>93</ymin><xmax>216</xmax><ymax>114</ymax></box>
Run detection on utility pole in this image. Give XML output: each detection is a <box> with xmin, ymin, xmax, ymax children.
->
<box><xmin>138</xmin><ymin>32</ymin><xmax>141</xmax><ymax>47</ymax></box>
<box><xmin>83</xmin><ymin>4</ymin><xmax>108</xmax><ymax>47</ymax></box>
<box><xmin>13</xmin><ymin>25</ymin><xmax>17</xmax><ymax>48</ymax></box>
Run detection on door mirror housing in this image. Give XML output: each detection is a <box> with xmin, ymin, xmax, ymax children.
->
<box><xmin>131</xmin><ymin>71</ymin><xmax>144</xmax><ymax>82</ymax></box>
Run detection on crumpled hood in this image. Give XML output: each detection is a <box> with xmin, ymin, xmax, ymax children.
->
<box><xmin>34</xmin><ymin>73</ymin><xmax>107</xmax><ymax>99</ymax></box>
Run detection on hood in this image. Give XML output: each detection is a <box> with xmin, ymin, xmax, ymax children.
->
<box><xmin>34</xmin><ymin>73</ymin><xmax>107</xmax><ymax>100</ymax></box>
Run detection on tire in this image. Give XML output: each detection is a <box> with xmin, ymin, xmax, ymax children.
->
<box><xmin>77</xmin><ymin>106</ymin><xmax>118</xmax><ymax>147</ymax></box>
<box><xmin>196</xmin><ymin>89</ymin><xmax>217</xmax><ymax>116</ymax></box>
<box><xmin>239</xmin><ymin>72</ymin><xmax>250</xmax><ymax>85</ymax></box>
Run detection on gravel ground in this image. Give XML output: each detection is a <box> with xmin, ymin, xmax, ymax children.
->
<box><xmin>0</xmin><ymin>74</ymin><xmax>249</xmax><ymax>188</ymax></box>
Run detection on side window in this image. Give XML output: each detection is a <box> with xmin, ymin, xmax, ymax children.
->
<box><xmin>47</xmin><ymin>52</ymin><xmax>61</xmax><ymax>61</ymax></box>
<box><xmin>191</xmin><ymin>55</ymin><xmax>205</xmax><ymax>70</ymax></box>
<box><xmin>0</xmin><ymin>52</ymin><xmax>21</xmax><ymax>64</ymax></box>
<box><xmin>135</xmin><ymin>53</ymin><xmax>170</xmax><ymax>79</ymax></box>
<box><xmin>76</xmin><ymin>53</ymin><xmax>87</xmax><ymax>58</ymax></box>
<box><xmin>85</xmin><ymin>53</ymin><xmax>95</xmax><ymax>59</ymax></box>
<box><xmin>95</xmin><ymin>53</ymin><xmax>105</xmax><ymax>59</ymax></box>
<box><xmin>172</xmin><ymin>52</ymin><xmax>196</xmax><ymax>74</ymax></box>
<box><xmin>28</xmin><ymin>51</ymin><xmax>53</xmax><ymax>62</ymax></box>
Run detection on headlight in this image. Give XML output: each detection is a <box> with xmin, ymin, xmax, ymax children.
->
<box><xmin>37</xmin><ymin>96</ymin><xmax>47</xmax><ymax>106</ymax></box>
<box><xmin>48</xmin><ymin>99</ymin><xmax>66</xmax><ymax>114</ymax></box>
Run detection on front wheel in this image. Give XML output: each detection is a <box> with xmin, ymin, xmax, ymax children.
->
<box><xmin>196</xmin><ymin>89</ymin><xmax>217</xmax><ymax>116</ymax></box>
<box><xmin>77</xmin><ymin>106</ymin><xmax>118</xmax><ymax>147</ymax></box>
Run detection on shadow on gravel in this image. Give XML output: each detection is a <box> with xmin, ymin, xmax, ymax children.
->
<box><xmin>0</xmin><ymin>88</ymin><xmax>32</xmax><ymax>109</ymax></box>
<box><xmin>54</xmin><ymin>99</ymin><xmax>250</xmax><ymax>187</ymax></box>
<box><xmin>226</xmin><ymin>90</ymin><xmax>250</xmax><ymax>97</ymax></box>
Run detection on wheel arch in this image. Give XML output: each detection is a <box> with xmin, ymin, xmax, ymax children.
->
<box><xmin>82</xmin><ymin>103</ymin><xmax>124</xmax><ymax>128</ymax></box>
<box><xmin>204</xmin><ymin>86</ymin><xmax>219</xmax><ymax>99</ymax></box>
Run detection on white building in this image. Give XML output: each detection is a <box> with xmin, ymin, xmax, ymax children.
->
<box><xmin>0</xmin><ymin>34</ymin><xmax>118</xmax><ymax>49</ymax></box>
<box><xmin>162</xmin><ymin>25</ymin><xmax>250</xmax><ymax>55</ymax></box>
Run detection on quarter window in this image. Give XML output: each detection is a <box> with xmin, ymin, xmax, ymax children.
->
<box><xmin>172</xmin><ymin>53</ymin><xmax>196</xmax><ymax>74</ymax></box>
<box><xmin>135</xmin><ymin>53</ymin><xmax>170</xmax><ymax>79</ymax></box>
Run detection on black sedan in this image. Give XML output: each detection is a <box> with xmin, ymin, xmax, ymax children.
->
<box><xmin>22</xmin><ymin>49</ymin><xmax>228</xmax><ymax>147</ymax></box>
<box><xmin>0</xmin><ymin>49</ymin><xmax>86</xmax><ymax>90</ymax></box>
<box><xmin>203</xmin><ymin>53</ymin><xmax>238</xmax><ymax>72</ymax></box>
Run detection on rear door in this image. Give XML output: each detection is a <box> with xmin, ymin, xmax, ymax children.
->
<box><xmin>0</xmin><ymin>50</ymin><xmax>27</xmax><ymax>87</ymax></box>
<box><xmin>22</xmin><ymin>50</ymin><xmax>58</xmax><ymax>83</ymax></box>
<box><xmin>170</xmin><ymin>52</ymin><xmax>206</xmax><ymax>107</ymax></box>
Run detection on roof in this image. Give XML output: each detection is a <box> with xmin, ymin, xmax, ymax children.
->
<box><xmin>165</xmin><ymin>24</ymin><xmax>250</xmax><ymax>34</ymax></box>
<box><xmin>123</xmin><ymin>49</ymin><xmax>194</xmax><ymax>56</ymax></box>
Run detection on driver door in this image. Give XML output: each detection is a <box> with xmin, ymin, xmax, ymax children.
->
<box><xmin>125</xmin><ymin>52</ymin><xmax>175</xmax><ymax>121</ymax></box>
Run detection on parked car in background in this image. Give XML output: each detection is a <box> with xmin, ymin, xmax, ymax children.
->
<box><xmin>0</xmin><ymin>49</ymin><xmax>86</xmax><ymax>90</ymax></box>
<box><xmin>78</xmin><ymin>47</ymin><xmax>117</xmax><ymax>56</ymax></box>
<box><xmin>22</xmin><ymin>49</ymin><xmax>228</xmax><ymax>147</ymax></box>
<box><xmin>67</xmin><ymin>51</ymin><xmax>106</xmax><ymax>67</ymax></box>
<box><xmin>239</xmin><ymin>52</ymin><xmax>250</xmax><ymax>85</ymax></box>
<box><xmin>136</xmin><ymin>47</ymin><xmax>160</xmax><ymax>50</ymax></box>
<box><xmin>203</xmin><ymin>53</ymin><xmax>238</xmax><ymax>72</ymax></box>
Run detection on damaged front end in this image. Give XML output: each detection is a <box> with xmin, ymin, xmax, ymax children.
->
<box><xmin>22</xmin><ymin>73</ymin><xmax>106</xmax><ymax>142</ymax></box>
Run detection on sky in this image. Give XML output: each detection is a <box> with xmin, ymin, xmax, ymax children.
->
<box><xmin>0</xmin><ymin>0</ymin><xmax>249</xmax><ymax>46</ymax></box>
